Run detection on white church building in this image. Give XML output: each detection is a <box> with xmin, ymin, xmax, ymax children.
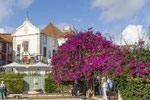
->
<box><xmin>3</xmin><ymin>17</ymin><xmax>73</xmax><ymax>74</ymax></box>
<box><xmin>11</xmin><ymin>17</ymin><xmax>68</xmax><ymax>63</ymax></box>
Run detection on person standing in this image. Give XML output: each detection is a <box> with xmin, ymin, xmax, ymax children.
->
<box><xmin>0</xmin><ymin>81</ymin><xmax>6</xmax><ymax>100</ymax></box>
<box><xmin>96</xmin><ymin>76</ymin><xmax>102</xmax><ymax>95</ymax></box>
<box><xmin>107</xmin><ymin>78</ymin><xmax>114</xmax><ymax>99</ymax></box>
<box><xmin>102</xmin><ymin>77</ymin><xmax>108</xmax><ymax>100</ymax></box>
<box><xmin>74</xmin><ymin>80</ymin><xmax>79</xmax><ymax>97</ymax></box>
<box><xmin>107</xmin><ymin>78</ymin><xmax>113</xmax><ymax>91</ymax></box>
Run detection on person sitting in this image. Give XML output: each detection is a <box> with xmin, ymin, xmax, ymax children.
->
<box><xmin>77</xmin><ymin>88</ymin><xmax>86</xmax><ymax>99</ymax></box>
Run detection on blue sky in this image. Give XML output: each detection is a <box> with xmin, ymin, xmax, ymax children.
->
<box><xmin>0</xmin><ymin>0</ymin><xmax>150</xmax><ymax>39</ymax></box>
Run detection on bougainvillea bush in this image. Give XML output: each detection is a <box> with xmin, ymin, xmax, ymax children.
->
<box><xmin>115</xmin><ymin>41</ymin><xmax>150</xmax><ymax>99</ymax></box>
<box><xmin>51</xmin><ymin>29</ymin><xmax>150</xmax><ymax>99</ymax></box>
<box><xmin>51</xmin><ymin>29</ymin><xmax>124</xmax><ymax>82</ymax></box>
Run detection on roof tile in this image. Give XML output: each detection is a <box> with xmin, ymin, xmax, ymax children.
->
<box><xmin>0</xmin><ymin>33</ymin><xmax>12</xmax><ymax>42</ymax></box>
<box><xmin>42</xmin><ymin>22</ymin><xmax>67</xmax><ymax>38</ymax></box>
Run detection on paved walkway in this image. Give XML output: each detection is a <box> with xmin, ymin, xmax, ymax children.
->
<box><xmin>6</xmin><ymin>94</ymin><xmax>119</xmax><ymax>100</ymax></box>
<box><xmin>6</xmin><ymin>93</ymin><xmax>104</xmax><ymax>100</ymax></box>
<box><xmin>6</xmin><ymin>93</ymin><xmax>119</xmax><ymax>100</ymax></box>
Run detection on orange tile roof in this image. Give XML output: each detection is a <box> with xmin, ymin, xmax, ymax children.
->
<box><xmin>42</xmin><ymin>22</ymin><xmax>67</xmax><ymax>38</ymax></box>
<box><xmin>0</xmin><ymin>33</ymin><xmax>12</xmax><ymax>42</ymax></box>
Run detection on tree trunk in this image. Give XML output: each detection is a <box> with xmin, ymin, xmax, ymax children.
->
<box><xmin>85</xmin><ymin>79</ymin><xmax>94</xmax><ymax>98</ymax></box>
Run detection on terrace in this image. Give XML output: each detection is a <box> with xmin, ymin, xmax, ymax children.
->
<box><xmin>16</xmin><ymin>52</ymin><xmax>48</xmax><ymax>65</ymax></box>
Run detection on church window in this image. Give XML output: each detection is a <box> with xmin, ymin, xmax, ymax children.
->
<box><xmin>17</xmin><ymin>45</ymin><xmax>20</xmax><ymax>56</ymax></box>
<box><xmin>24</xmin><ymin>41</ymin><xmax>28</xmax><ymax>52</ymax></box>
<box><xmin>53</xmin><ymin>39</ymin><xmax>56</xmax><ymax>46</ymax></box>
<box><xmin>43</xmin><ymin>35</ymin><xmax>47</xmax><ymax>44</ymax></box>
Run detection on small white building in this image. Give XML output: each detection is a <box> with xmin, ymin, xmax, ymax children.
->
<box><xmin>12</xmin><ymin>17</ymin><xmax>67</xmax><ymax>62</ymax></box>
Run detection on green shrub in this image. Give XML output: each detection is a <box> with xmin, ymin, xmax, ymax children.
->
<box><xmin>0</xmin><ymin>79</ymin><xmax>24</xmax><ymax>93</ymax></box>
<box><xmin>118</xmin><ymin>80</ymin><xmax>150</xmax><ymax>99</ymax></box>
<box><xmin>44</xmin><ymin>78</ymin><xmax>57</xmax><ymax>93</ymax></box>
<box><xmin>0</xmin><ymin>72</ymin><xmax>26</xmax><ymax>79</ymax></box>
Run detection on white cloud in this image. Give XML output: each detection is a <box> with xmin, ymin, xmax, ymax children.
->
<box><xmin>120</xmin><ymin>25</ymin><xmax>147</xmax><ymax>45</ymax></box>
<box><xmin>0</xmin><ymin>0</ymin><xmax>13</xmax><ymax>22</ymax></box>
<box><xmin>0</xmin><ymin>26</ymin><xmax>15</xmax><ymax>33</ymax></box>
<box><xmin>92</xmin><ymin>0</ymin><xmax>149</xmax><ymax>21</ymax></box>
<box><xmin>0</xmin><ymin>28</ymin><xmax>6</xmax><ymax>33</ymax></box>
<box><xmin>4</xmin><ymin>26</ymin><xmax>15</xmax><ymax>33</ymax></box>
<box><xmin>17</xmin><ymin>0</ymin><xmax>35</xmax><ymax>8</ymax></box>
<box><xmin>0</xmin><ymin>0</ymin><xmax>34</xmax><ymax>22</ymax></box>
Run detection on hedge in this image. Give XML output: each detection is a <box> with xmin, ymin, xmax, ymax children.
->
<box><xmin>0</xmin><ymin>79</ymin><xmax>24</xmax><ymax>93</ymax></box>
<box><xmin>44</xmin><ymin>78</ymin><xmax>57</xmax><ymax>93</ymax></box>
<box><xmin>0</xmin><ymin>72</ymin><xmax>25</xmax><ymax>79</ymax></box>
<box><xmin>118</xmin><ymin>80</ymin><xmax>150</xmax><ymax>100</ymax></box>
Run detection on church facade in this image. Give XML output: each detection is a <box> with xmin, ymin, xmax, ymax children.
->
<box><xmin>12</xmin><ymin>17</ymin><xmax>66</xmax><ymax>63</ymax></box>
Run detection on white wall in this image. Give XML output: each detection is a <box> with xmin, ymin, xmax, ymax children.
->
<box><xmin>57</xmin><ymin>38</ymin><xmax>66</xmax><ymax>46</ymax></box>
<box><xmin>41</xmin><ymin>34</ymin><xmax>58</xmax><ymax>60</ymax></box>
<box><xmin>14</xmin><ymin>34</ymin><xmax>40</xmax><ymax>59</ymax></box>
<box><xmin>12</xmin><ymin>19</ymin><xmax>41</xmax><ymax>61</ymax></box>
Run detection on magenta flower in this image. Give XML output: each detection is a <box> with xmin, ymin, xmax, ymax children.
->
<box><xmin>139</xmin><ymin>40</ymin><xmax>145</xmax><ymax>45</ymax></box>
<box><xmin>129</xmin><ymin>63</ymin><xmax>134</xmax><ymax>68</ymax></box>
